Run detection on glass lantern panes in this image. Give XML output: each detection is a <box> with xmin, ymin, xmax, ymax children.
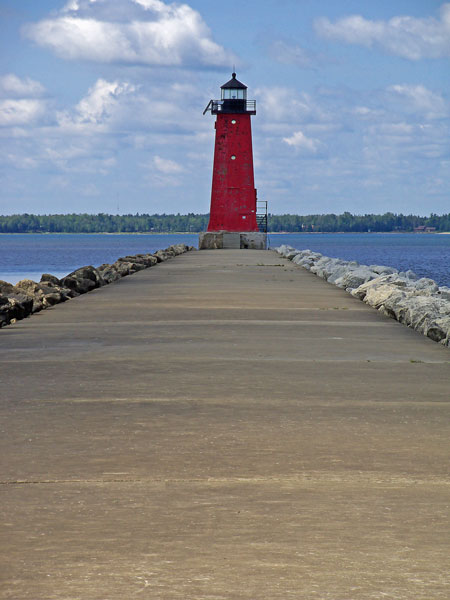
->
<box><xmin>221</xmin><ymin>88</ymin><xmax>247</xmax><ymax>100</ymax></box>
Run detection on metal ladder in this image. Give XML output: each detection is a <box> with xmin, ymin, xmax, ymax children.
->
<box><xmin>256</xmin><ymin>200</ymin><xmax>268</xmax><ymax>233</ymax></box>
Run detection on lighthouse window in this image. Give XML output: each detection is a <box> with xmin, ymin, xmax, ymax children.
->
<box><xmin>231</xmin><ymin>155</ymin><xmax>236</xmax><ymax>160</ymax></box>
<box><xmin>221</xmin><ymin>88</ymin><xmax>247</xmax><ymax>100</ymax></box>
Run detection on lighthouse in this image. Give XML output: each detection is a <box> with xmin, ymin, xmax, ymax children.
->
<box><xmin>199</xmin><ymin>73</ymin><xmax>267</xmax><ymax>250</ymax></box>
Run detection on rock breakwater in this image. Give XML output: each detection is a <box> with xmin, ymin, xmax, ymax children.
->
<box><xmin>275</xmin><ymin>245</ymin><xmax>450</xmax><ymax>347</ymax></box>
<box><xmin>0</xmin><ymin>243</ymin><xmax>194</xmax><ymax>328</ymax></box>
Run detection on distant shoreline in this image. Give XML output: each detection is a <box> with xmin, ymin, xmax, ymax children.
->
<box><xmin>0</xmin><ymin>231</ymin><xmax>449</xmax><ymax>235</ymax></box>
<box><xmin>268</xmin><ymin>231</ymin><xmax>450</xmax><ymax>235</ymax></box>
<box><xmin>2</xmin><ymin>213</ymin><xmax>448</xmax><ymax>235</ymax></box>
<box><xmin>0</xmin><ymin>231</ymin><xmax>199</xmax><ymax>236</ymax></box>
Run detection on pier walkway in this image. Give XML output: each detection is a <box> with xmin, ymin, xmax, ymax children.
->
<box><xmin>1</xmin><ymin>250</ymin><xmax>449</xmax><ymax>599</ymax></box>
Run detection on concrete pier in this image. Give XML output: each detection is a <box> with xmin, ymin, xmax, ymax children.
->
<box><xmin>1</xmin><ymin>250</ymin><xmax>449</xmax><ymax>599</ymax></box>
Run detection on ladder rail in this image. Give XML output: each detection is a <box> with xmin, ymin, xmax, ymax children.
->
<box><xmin>256</xmin><ymin>199</ymin><xmax>268</xmax><ymax>234</ymax></box>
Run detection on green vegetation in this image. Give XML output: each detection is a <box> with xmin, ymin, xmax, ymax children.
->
<box><xmin>0</xmin><ymin>212</ymin><xmax>449</xmax><ymax>233</ymax></box>
<box><xmin>268</xmin><ymin>212</ymin><xmax>450</xmax><ymax>233</ymax></box>
<box><xmin>0</xmin><ymin>213</ymin><xmax>209</xmax><ymax>233</ymax></box>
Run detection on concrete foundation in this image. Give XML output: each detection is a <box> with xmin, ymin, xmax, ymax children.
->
<box><xmin>199</xmin><ymin>231</ymin><xmax>267</xmax><ymax>250</ymax></box>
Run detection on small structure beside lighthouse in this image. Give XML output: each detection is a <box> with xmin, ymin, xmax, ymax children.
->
<box><xmin>199</xmin><ymin>73</ymin><xmax>267</xmax><ymax>250</ymax></box>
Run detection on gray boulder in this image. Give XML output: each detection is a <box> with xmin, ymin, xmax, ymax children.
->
<box><xmin>284</xmin><ymin>250</ymin><xmax>302</xmax><ymax>260</ymax></box>
<box><xmin>115</xmin><ymin>259</ymin><xmax>146</xmax><ymax>273</ymax></box>
<box><xmin>14</xmin><ymin>279</ymin><xmax>71</xmax><ymax>311</ymax></box>
<box><xmin>118</xmin><ymin>254</ymin><xmax>157</xmax><ymax>268</ymax></box>
<box><xmin>154</xmin><ymin>250</ymin><xmax>172</xmax><ymax>262</ymax></box>
<box><xmin>275</xmin><ymin>245</ymin><xmax>296</xmax><ymax>256</ymax></box>
<box><xmin>412</xmin><ymin>278</ymin><xmax>439</xmax><ymax>295</ymax></box>
<box><xmin>170</xmin><ymin>243</ymin><xmax>189</xmax><ymax>255</ymax></box>
<box><xmin>14</xmin><ymin>279</ymin><xmax>46</xmax><ymax>312</ymax></box>
<box><xmin>311</xmin><ymin>257</ymin><xmax>350</xmax><ymax>281</ymax></box>
<box><xmin>0</xmin><ymin>280</ymin><xmax>16</xmax><ymax>295</ymax></box>
<box><xmin>97</xmin><ymin>263</ymin><xmax>122</xmax><ymax>283</ymax></box>
<box><xmin>110</xmin><ymin>261</ymin><xmax>133</xmax><ymax>277</ymax></box>
<box><xmin>291</xmin><ymin>251</ymin><xmax>323</xmax><ymax>270</ymax></box>
<box><xmin>40</xmin><ymin>274</ymin><xmax>61</xmax><ymax>285</ymax></box>
<box><xmin>438</xmin><ymin>286</ymin><xmax>450</xmax><ymax>301</ymax></box>
<box><xmin>0</xmin><ymin>295</ymin><xmax>12</xmax><ymax>326</ymax></box>
<box><xmin>398</xmin><ymin>269</ymin><xmax>418</xmax><ymax>280</ymax></box>
<box><xmin>333</xmin><ymin>266</ymin><xmax>379</xmax><ymax>291</ymax></box>
<box><xmin>326</xmin><ymin>264</ymin><xmax>353</xmax><ymax>284</ymax></box>
<box><xmin>369</xmin><ymin>264</ymin><xmax>398</xmax><ymax>275</ymax></box>
<box><xmin>0</xmin><ymin>293</ymin><xmax>34</xmax><ymax>325</ymax></box>
<box><xmin>61</xmin><ymin>266</ymin><xmax>105</xmax><ymax>294</ymax></box>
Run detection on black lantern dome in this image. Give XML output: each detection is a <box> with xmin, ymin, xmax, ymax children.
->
<box><xmin>220</xmin><ymin>73</ymin><xmax>247</xmax><ymax>100</ymax></box>
<box><xmin>203</xmin><ymin>72</ymin><xmax>256</xmax><ymax>115</ymax></box>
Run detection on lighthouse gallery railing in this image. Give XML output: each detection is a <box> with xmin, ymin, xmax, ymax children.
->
<box><xmin>203</xmin><ymin>100</ymin><xmax>256</xmax><ymax>115</ymax></box>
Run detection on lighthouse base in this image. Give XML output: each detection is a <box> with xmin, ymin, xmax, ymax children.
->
<box><xmin>199</xmin><ymin>232</ymin><xmax>267</xmax><ymax>250</ymax></box>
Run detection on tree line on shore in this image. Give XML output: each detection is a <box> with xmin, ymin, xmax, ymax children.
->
<box><xmin>0</xmin><ymin>212</ymin><xmax>449</xmax><ymax>233</ymax></box>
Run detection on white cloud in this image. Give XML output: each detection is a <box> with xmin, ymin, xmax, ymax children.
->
<box><xmin>0</xmin><ymin>99</ymin><xmax>46</xmax><ymax>126</ymax></box>
<box><xmin>80</xmin><ymin>183</ymin><xmax>101</xmax><ymax>196</ymax></box>
<box><xmin>283</xmin><ymin>130</ymin><xmax>321</xmax><ymax>153</ymax></box>
<box><xmin>0</xmin><ymin>75</ymin><xmax>48</xmax><ymax>128</ymax></box>
<box><xmin>315</xmin><ymin>3</ymin><xmax>450</xmax><ymax>59</ymax></box>
<box><xmin>268</xmin><ymin>40</ymin><xmax>316</xmax><ymax>68</ymax></box>
<box><xmin>0</xmin><ymin>78</ymin><xmax>137</xmax><ymax>173</ymax></box>
<box><xmin>255</xmin><ymin>86</ymin><xmax>330</xmax><ymax>123</ymax></box>
<box><xmin>387</xmin><ymin>84</ymin><xmax>447</xmax><ymax>119</ymax></box>
<box><xmin>74</xmin><ymin>78</ymin><xmax>136</xmax><ymax>125</ymax></box>
<box><xmin>5</xmin><ymin>153</ymin><xmax>39</xmax><ymax>169</ymax></box>
<box><xmin>377</xmin><ymin>122</ymin><xmax>414</xmax><ymax>136</ymax></box>
<box><xmin>353</xmin><ymin>106</ymin><xmax>385</xmax><ymax>120</ymax></box>
<box><xmin>140</xmin><ymin>155</ymin><xmax>186</xmax><ymax>186</ymax></box>
<box><xmin>24</xmin><ymin>0</ymin><xmax>235</xmax><ymax>68</ymax></box>
<box><xmin>0</xmin><ymin>74</ymin><xmax>45</xmax><ymax>98</ymax></box>
<box><xmin>365</xmin><ymin>119</ymin><xmax>449</xmax><ymax>160</ymax></box>
<box><xmin>56</xmin><ymin>78</ymin><xmax>136</xmax><ymax>132</ymax></box>
<box><xmin>47</xmin><ymin>175</ymin><xmax>70</xmax><ymax>190</ymax></box>
<box><xmin>153</xmin><ymin>155</ymin><xmax>184</xmax><ymax>174</ymax></box>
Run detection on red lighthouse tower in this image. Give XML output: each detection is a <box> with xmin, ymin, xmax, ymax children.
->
<box><xmin>200</xmin><ymin>73</ymin><xmax>266</xmax><ymax>249</ymax></box>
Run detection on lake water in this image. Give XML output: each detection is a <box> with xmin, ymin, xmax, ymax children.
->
<box><xmin>0</xmin><ymin>232</ymin><xmax>449</xmax><ymax>287</ymax></box>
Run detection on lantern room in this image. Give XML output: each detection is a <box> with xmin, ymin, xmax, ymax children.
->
<box><xmin>221</xmin><ymin>72</ymin><xmax>246</xmax><ymax>98</ymax></box>
<box><xmin>203</xmin><ymin>73</ymin><xmax>256</xmax><ymax>116</ymax></box>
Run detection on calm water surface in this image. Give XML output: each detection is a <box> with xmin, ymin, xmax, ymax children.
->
<box><xmin>0</xmin><ymin>232</ymin><xmax>449</xmax><ymax>287</ymax></box>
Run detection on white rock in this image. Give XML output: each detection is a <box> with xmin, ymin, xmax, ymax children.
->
<box><xmin>438</xmin><ymin>286</ymin><xmax>450</xmax><ymax>301</ymax></box>
<box><xmin>333</xmin><ymin>266</ymin><xmax>379</xmax><ymax>290</ymax></box>
<box><xmin>369</xmin><ymin>265</ymin><xmax>398</xmax><ymax>275</ymax></box>
<box><xmin>275</xmin><ymin>245</ymin><xmax>296</xmax><ymax>256</ymax></box>
<box><xmin>413</xmin><ymin>278</ymin><xmax>439</xmax><ymax>294</ymax></box>
<box><xmin>282</xmin><ymin>245</ymin><xmax>450</xmax><ymax>347</ymax></box>
<box><xmin>398</xmin><ymin>269</ymin><xmax>418</xmax><ymax>280</ymax></box>
<box><xmin>285</xmin><ymin>250</ymin><xmax>302</xmax><ymax>260</ymax></box>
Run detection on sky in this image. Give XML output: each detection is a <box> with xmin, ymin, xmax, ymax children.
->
<box><xmin>0</xmin><ymin>0</ymin><xmax>449</xmax><ymax>216</ymax></box>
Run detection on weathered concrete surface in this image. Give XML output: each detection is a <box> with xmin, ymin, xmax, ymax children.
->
<box><xmin>199</xmin><ymin>231</ymin><xmax>267</xmax><ymax>249</ymax></box>
<box><xmin>1</xmin><ymin>250</ymin><xmax>449</xmax><ymax>599</ymax></box>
